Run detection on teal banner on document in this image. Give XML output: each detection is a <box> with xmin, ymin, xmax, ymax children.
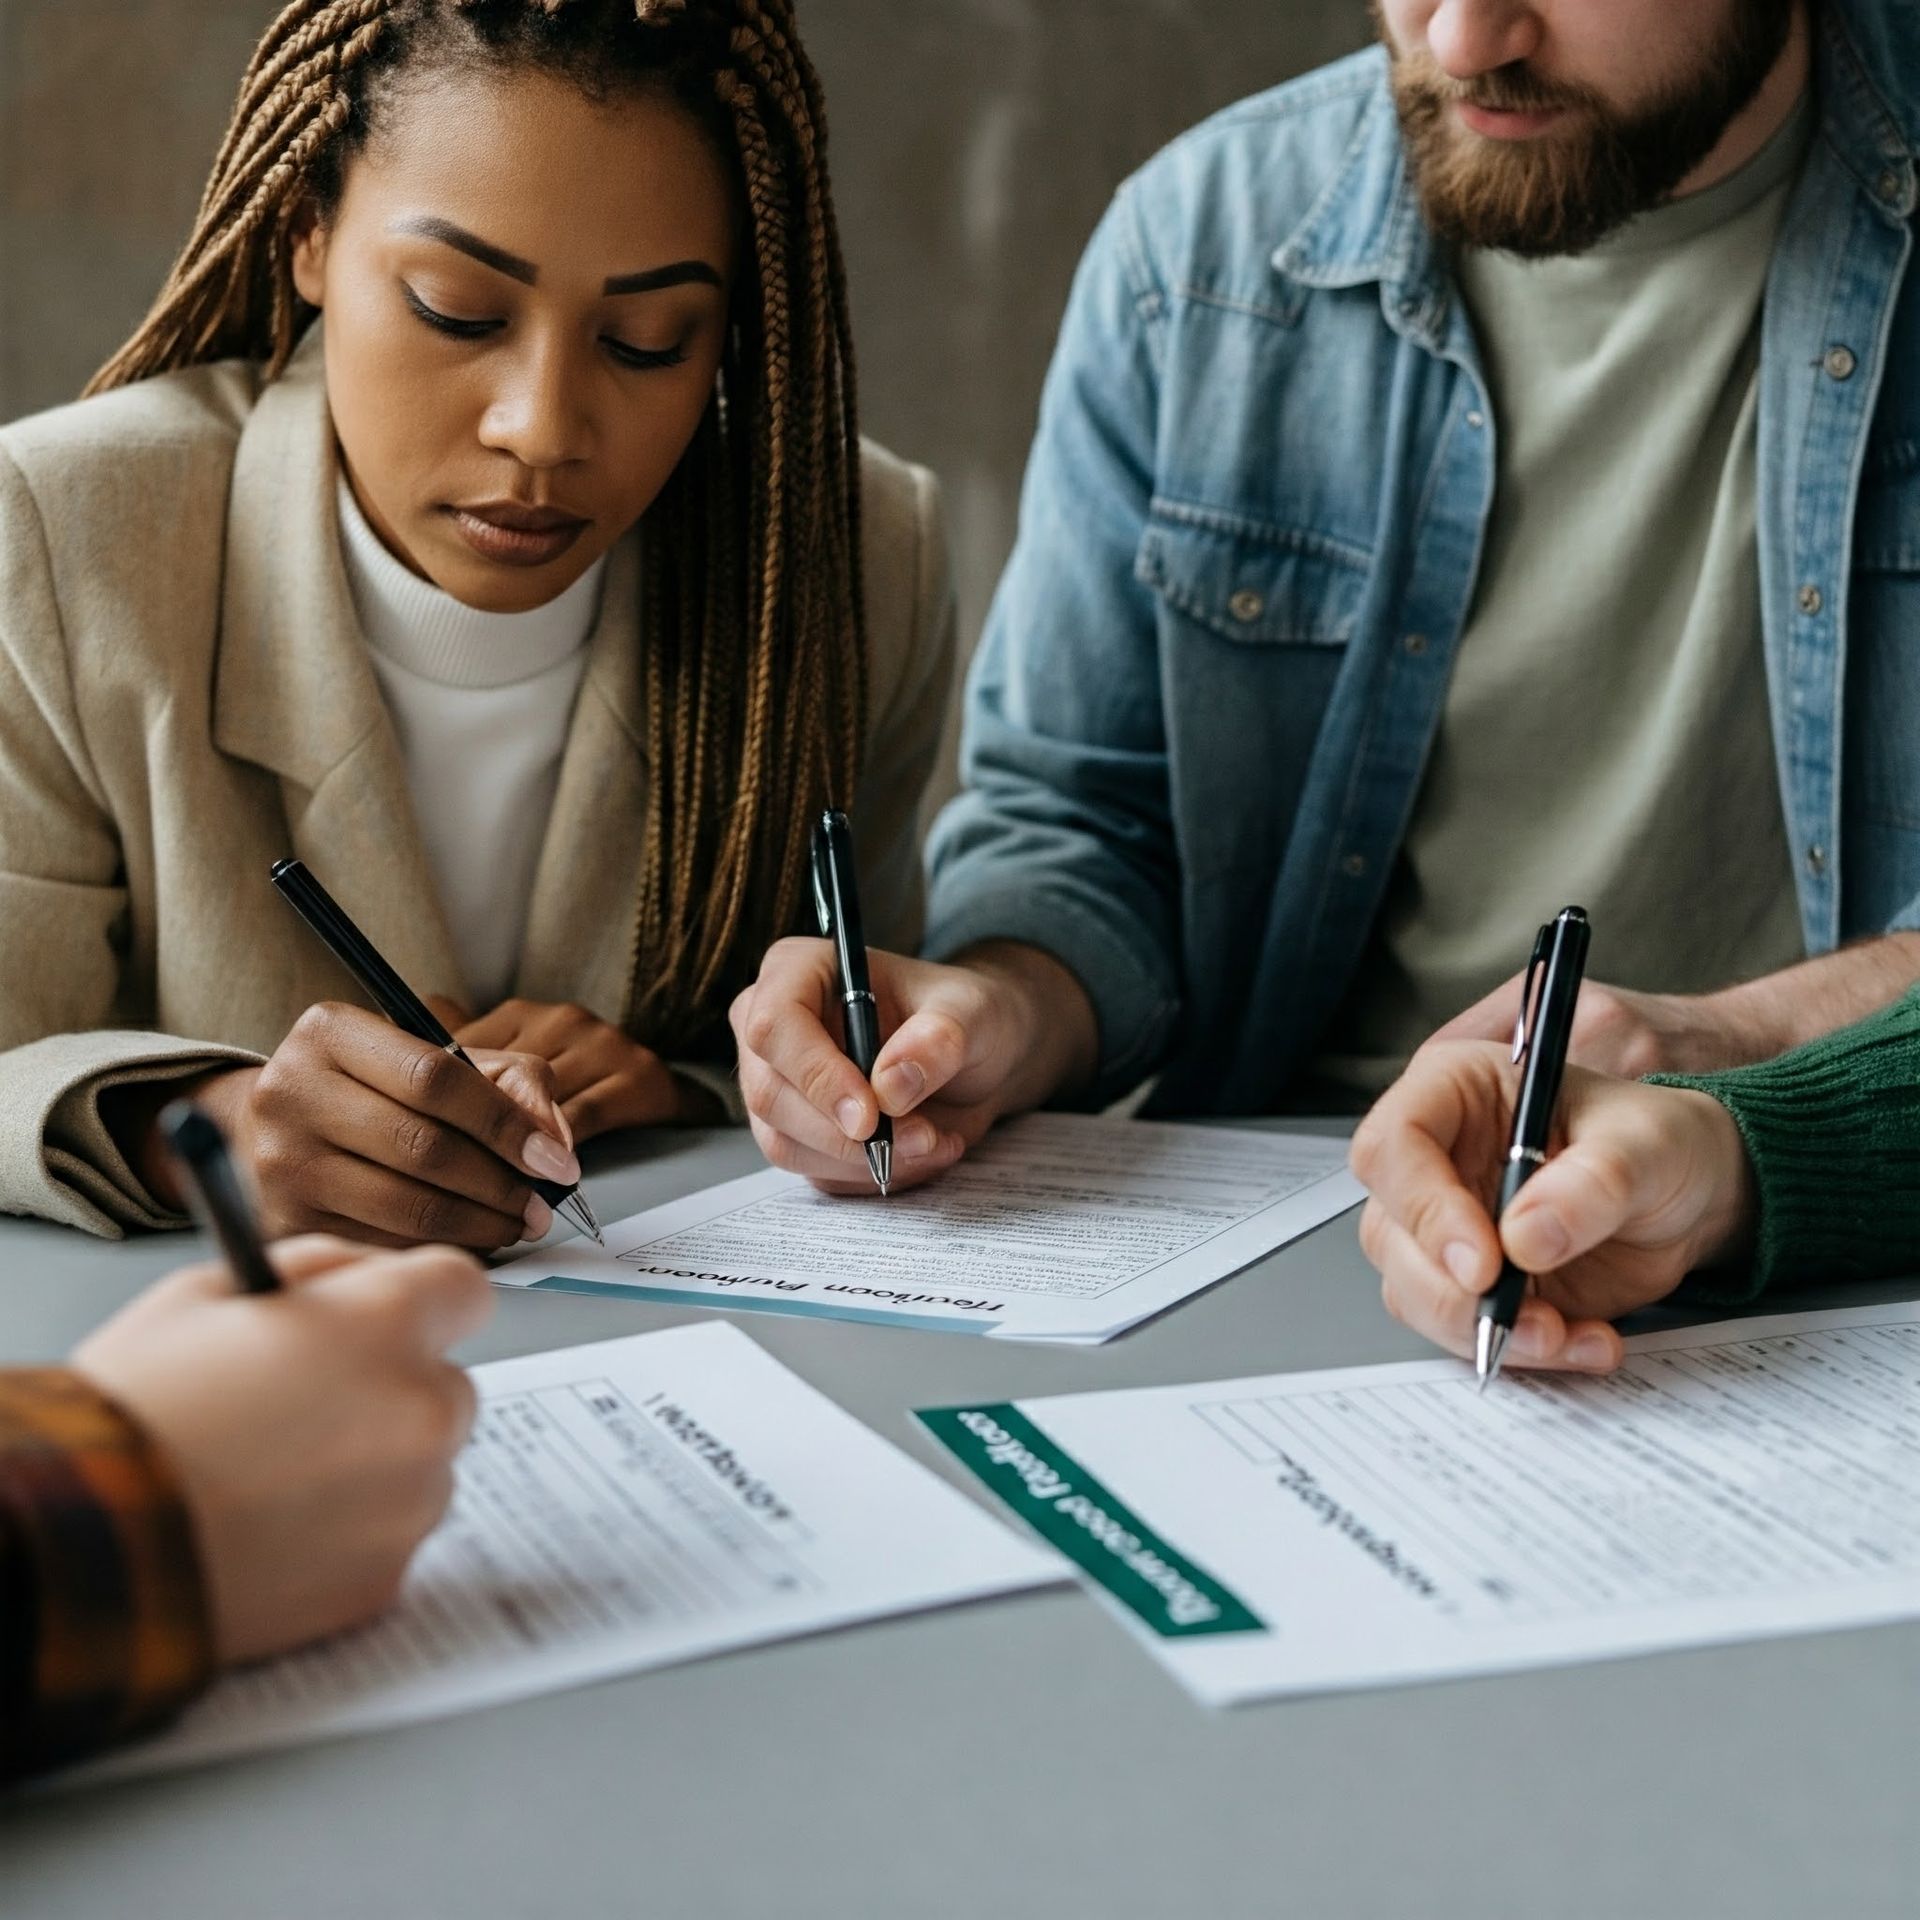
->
<box><xmin>918</xmin><ymin>1402</ymin><xmax>1264</xmax><ymax>1638</ymax></box>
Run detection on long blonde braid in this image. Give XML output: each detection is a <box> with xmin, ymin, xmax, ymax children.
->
<box><xmin>90</xmin><ymin>0</ymin><xmax>867</xmax><ymax>1055</ymax></box>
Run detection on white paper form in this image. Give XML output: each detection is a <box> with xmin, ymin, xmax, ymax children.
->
<box><xmin>497</xmin><ymin>1113</ymin><xmax>1363</xmax><ymax>1344</ymax></box>
<box><xmin>920</xmin><ymin>1301</ymin><xmax>1920</xmax><ymax>1704</ymax></box>
<box><xmin>90</xmin><ymin>1322</ymin><xmax>1058</xmax><ymax>1781</ymax></box>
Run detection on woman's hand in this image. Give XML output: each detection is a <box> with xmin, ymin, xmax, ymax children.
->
<box><xmin>72</xmin><ymin>1236</ymin><xmax>491</xmax><ymax>1665</ymax></box>
<box><xmin>1348</xmin><ymin>1041</ymin><xmax>1759</xmax><ymax>1373</ymax></box>
<box><xmin>178</xmin><ymin>1003</ymin><xmax>580</xmax><ymax>1251</ymax></box>
<box><xmin>435</xmin><ymin>998</ymin><xmax>710</xmax><ymax>1138</ymax></box>
<box><xmin>729</xmin><ymin>938</ymin><xmax>1097</xmax><ymax>1194</ymax></box>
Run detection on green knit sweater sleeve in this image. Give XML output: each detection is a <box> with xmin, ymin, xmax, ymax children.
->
<box><xmin>1646</xmin><ymin>987</ymin><xmax>1920</xmax><ymax>1306</ymax></box>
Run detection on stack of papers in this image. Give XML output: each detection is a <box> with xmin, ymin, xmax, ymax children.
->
<box><xmin>500</xmin><ymin>1113</ymin><xmax>1363</xmax><ymax>1344</ymax></box>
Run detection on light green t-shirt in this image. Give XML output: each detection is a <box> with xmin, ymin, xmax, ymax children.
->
<box><xmin>1310</xmin><ymin>96</ymin><xmax>1813</xmax><ymax>1104</ymax></box>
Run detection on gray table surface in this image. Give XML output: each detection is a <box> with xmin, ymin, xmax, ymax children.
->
<box><xmin>1</xmin><ymin>1123</ymin><xmax>1915</xmax><ymax>1920</ymax></box>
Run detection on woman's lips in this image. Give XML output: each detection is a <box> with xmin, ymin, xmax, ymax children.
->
<box><xmin>1456</xmin><ymin>100</ymin><xmax>1568</xmax><ymax>140</ymax></box>
<box><xmin>444</xmin><ymin>502</ymin><xmax>589</xmax><ymax>569</ymax></box>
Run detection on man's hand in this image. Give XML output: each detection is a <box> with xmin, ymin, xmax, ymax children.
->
<box><xmin>432</xmin><ymin>998</ymin><xmax>712</xmax><ymax>1138</ymax></box>
<box><xmin>73</xmin><ymin>1236</ymin><xmax>491</xmax><ymax>1665</ymax></box>
<box><xmin>729</xmin><ymin>939</ymin><xmax>1097</xmax><ymax>1193</ymax></box>
<box><xmin>1434</xmin><ymin>933</ymin><xmax>1920</xmax><ymax>1079</ymax></box>
<box><xmin>177</xmin><ymin>1004</ymin><xmax>579</xmax><ymax>1250</ymax></box>
<box><xmin>1349</xmin><ymin>1041</ymin><xmax>1757</xmax><ymax>1372</ymax></box>
<box><xmin>1431</xmin><ymin>976</ymin><xmax>1757</xmax><ymax>1079</ymax></box>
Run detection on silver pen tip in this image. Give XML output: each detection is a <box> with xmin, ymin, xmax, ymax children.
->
<box><xmin>866</xmin><ymin>1138</ymin><xmax>892</xmax><ymax>1197</ymax></box>
<box><xmin>561</xmin><ymin>1190</ymin><xmax>604</xmax><ymax>1246</ymax></box>
<box><xmin>1475</xmin><ymin>1316</ymin><xmax>1507</xmax><ymax>1391</ymax></box>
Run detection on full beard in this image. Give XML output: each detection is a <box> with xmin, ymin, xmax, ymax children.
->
<box><xmin>1383</xmin><ymin>0</ymin><xmax>1796</xmax><ymax>258</ymax></box>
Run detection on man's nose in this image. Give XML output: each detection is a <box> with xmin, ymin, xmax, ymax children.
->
<box><xmin>1423</xmin><ymin>0</ymin><xmax>1544</xmax><ymax>80</ymax></box>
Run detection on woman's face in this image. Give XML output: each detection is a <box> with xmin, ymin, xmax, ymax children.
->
<box><xmin>292</xmin><ymin>66</ymin><xmax>736</xmax><ymax>613</ymax></box>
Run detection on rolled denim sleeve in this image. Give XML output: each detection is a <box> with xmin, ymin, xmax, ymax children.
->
<box><xmin>925</xmin><ymin>187</ymin><xmax>1182</xmax><ymax>1106</ymax></box>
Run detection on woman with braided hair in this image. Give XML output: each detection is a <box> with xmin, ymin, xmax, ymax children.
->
<box><xmin>0</xmin><ymin>0</ymin><xmax>954</xmax><ymax>1245</ymax></box>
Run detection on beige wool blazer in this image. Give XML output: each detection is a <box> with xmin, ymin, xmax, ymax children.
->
<box><xmin>0</xmin><ymin>329</ymin><xmax>955</xmax><ymax>1236</ymax></box>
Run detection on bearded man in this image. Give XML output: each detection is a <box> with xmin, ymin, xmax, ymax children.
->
<box><xmin>734</xmin><ymin>0</ymin><xmax>1920</xmax><ymax>1191</ymax></box>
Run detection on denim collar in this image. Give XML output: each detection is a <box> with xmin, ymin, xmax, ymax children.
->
<box><xmin>1812</xmin><ymin>0</ymin><xmax>1918</xmax><ymax>217</ymax></box>
<box><xmin>1267</xmin><ymin>51</ymin><xmax>1452</xmax><ymax>351</ymax></box>
<box><xmin>1269</xmin><ymin>5</ymin><xmax>1919</xmax><ymax>353</ymax></box>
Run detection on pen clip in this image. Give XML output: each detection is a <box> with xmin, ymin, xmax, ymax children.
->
<box><xmin>1511</xmin><ymin>923</ymin><xmax>1551</xmax><ymax>1065</ymax></box>
<box><xmin>809</xmin><ymin>816</ymin><xmax>836</xmax><ymax>940</ymax></box>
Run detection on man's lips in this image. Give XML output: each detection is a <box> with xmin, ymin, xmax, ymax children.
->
<box><xmin>442</xmin><ymin>500</ymin><xmax>590</xmax><ymax>568</ymax></box>
<box><xmin>1455</xmin><ymin>99</ymin><xmax>1570</xmax><ymax>140</ymax></box>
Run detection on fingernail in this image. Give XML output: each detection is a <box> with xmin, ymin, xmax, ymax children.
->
<box><xmin>1513</xmin><ymin>1210</ymin><xmax>1569</xmax><ymax>1266</ymax></box>
<box><xmin>1565</xmin><ymin>1332</ymin><xmax>1613</xmax><ymax>1369</ymax></box>
<box><xmin>523</xmin><ymin>1196</ymin><xmax>553</xmax><ymax>1240</ymax></box>
<box><xmin>1443</xmin><ymin>1241</ymin><xmax>1480</xmax><ymax>1288</ymax></box>
<box><xmin>523</xmin><ymin>1134</ymin><xmax>580</xmax><ymax>1184</ymax></box>
<box><xmin>836</xmin><ymin>1097</ymin><xmax>867</xmax><ymax>1140</ymax></box>
<box><xmin>878</xmin><ymin>1061</ymin><xmax>925</xmax><ymax>1108</ymax></box>
<box><xmin>899</xmin><ymin>1118</ymin><xmax>937</xmax><ymax>1158</ymax></box>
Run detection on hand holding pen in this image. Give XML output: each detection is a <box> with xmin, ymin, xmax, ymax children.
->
<box><xmin>165</xmin><ymin>860</ymin><xmax>592</xmax><ymax>1250</ymax></box>
<box><xmin>266</xmin><ymin>860</ymin><xmax>602</xmax><ymax>1244</ymax></box>
<box><xmin>1354</xmin><ymin>938</ymin><xmax>1765</xmax><ymax>1377</ymax></box>
<box><xmin>732</xmin><ymin>819</ymin><xmax>1100</xmax><ymax>1193</ymax></box>
<box><xmin>78</xmin><ymin>1101</ymin><xmax>494</xmax><ymax>1667</ymax></box>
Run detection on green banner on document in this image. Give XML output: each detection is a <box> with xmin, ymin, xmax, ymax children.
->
<box><xmin>918</xmin><ymin>1402</ymin><xmax>1263</xmax><ymax>1638</ymax></box>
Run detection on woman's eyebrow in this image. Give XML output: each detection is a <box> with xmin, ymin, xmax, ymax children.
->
<box><xmin>386</xmin><ymin>219</ymin><xmax>721</xmax><ymax>298</ymax></box>
<box><xmin>603</xmin><ymin>261</ymin><xmax>724</xmax><ymax>295</ymax></box>
<box><xmin>389</xmin><ymin>215</ymin><xmax>538</xmax><ymax>284</ymax></box>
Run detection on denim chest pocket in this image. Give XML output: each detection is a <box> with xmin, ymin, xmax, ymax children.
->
<box><xmin>1134</xmin><ymin>502</ymin><xmax>1371</xmax><ymax>646</ymax></box>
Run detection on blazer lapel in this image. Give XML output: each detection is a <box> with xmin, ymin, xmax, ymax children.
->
<box><xmin>211</xmin><ymin>326</ymin><xmax>470</xmax><ymax>1007</ymax></box>
<box><xmin>514</xmin><ymin>532</ymin><xmax>648</xmax><ymax>1022</ymax></box>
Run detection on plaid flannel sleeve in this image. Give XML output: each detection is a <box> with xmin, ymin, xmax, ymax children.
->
<box><xmin>0</xmin><ymin>1369</ymin><xmax>213</xmax><ymax>1784</ymax></box>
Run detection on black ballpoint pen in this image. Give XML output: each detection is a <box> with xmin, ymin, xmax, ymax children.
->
<box><xmin>268</xmin><ymin>858</ymin><xmax>604</xmax><ymax>1244</ymax></box>
<box><xmin>810</xmin><ymin>809</ymin><xmax>892</xmax><ymax>1195</ymax></box>
<box><xmin>1477</xmin><ymin>904</ymin><xmax>1591</xmax><ymax>1390</ymax></box>
<box><xmin>160</xmin><ymin>1101</ymin><xmax>282</xmax><ymax>1294</ymax></box>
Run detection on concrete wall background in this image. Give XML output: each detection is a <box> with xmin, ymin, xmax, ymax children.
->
<box><xmin>0</xmin><ymin>0</ymin><xmax>1373</xmax><ymax>779</ymax></box>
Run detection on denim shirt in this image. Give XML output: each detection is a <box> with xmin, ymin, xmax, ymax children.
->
<box><xmin>924</xmin><ymin>6</ymin><xmax>1920</xmax><ymax>1115</ymax></box>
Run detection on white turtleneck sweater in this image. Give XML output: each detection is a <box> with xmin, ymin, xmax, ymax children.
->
<box><xmin>337</xmin><ymin>478</ymin><xmax>604</xmax><ymax>1009</ymax></box>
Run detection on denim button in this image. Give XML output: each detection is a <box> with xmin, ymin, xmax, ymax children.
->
<box><xmin>1229</xmin><ymin>589</ymin><xmax>1265</xmax><ymax>623</ymax></box>
<box><xmin>1404</xmin><ymin>631</ymin><xmax>1429</xmax><ymax>655</ymax></box>
<box><xmin>1465</xmin><ymin>409</ymin><xmax>1486</xmax><ymax>430</ymax></box>
<box><xmin>1799</xmin><ymin>583</ymin><xmax>1824</xmax><ymax>616</ymax></box>
<box><xmin>1342</xmin><ymin>853</ymin><xmax>1368</xmax><ymax>878</ymax></box>
<box><xmin>1824</xmin><ymin>345</ymin><xmax>1857</xmax><ymax>381</ymax></box>
<box><xmin>1805</xmin><ymin>844</ymin><xmax>1828</xmax><ymax>877</ymax></box>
